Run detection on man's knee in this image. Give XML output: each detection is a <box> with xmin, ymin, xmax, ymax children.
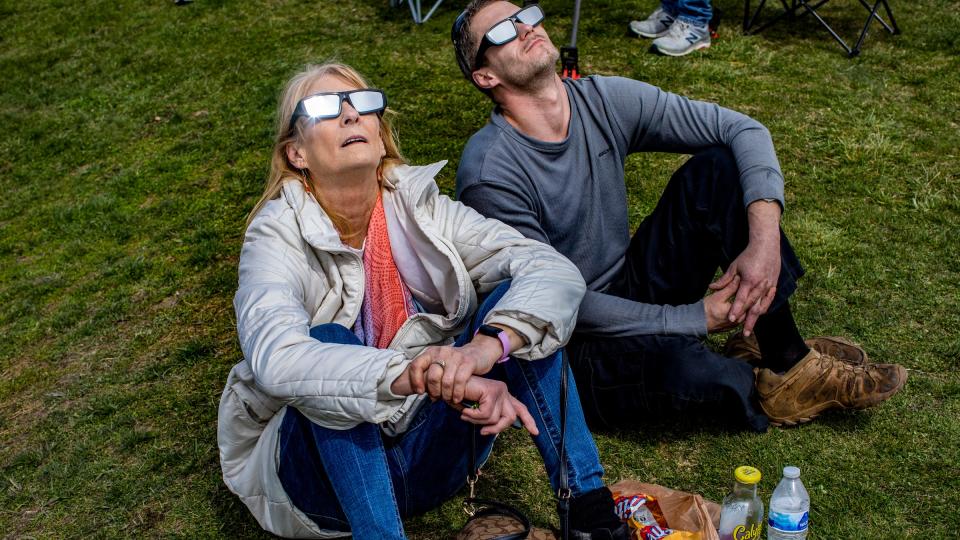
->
<box><xmin>668</xmin><ymin>146</ymin><xmax>742</xmax><ymax>206</ymax></box>
<box><xmin>688</xmin><ymin>147</ymin><xmax>740</xmax><ymax>189</ymax></box>
<box><xmin>691</xmin><ymin>146</ymin><xmax>738</xmax><ymax>174</ymax></box>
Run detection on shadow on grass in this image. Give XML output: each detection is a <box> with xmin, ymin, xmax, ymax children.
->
<box><xmin>590</xmin><ymin>402</ymin><xmax>875</xmax><ymax>446</ymax></box>
<box><xmin>733</xmin><ymin>1</ymin><xmax>903</xmax><ymax>53</ymax></box>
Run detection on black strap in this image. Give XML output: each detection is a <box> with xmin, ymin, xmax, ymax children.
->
<box><xmin>557</xmin><ymin>349</ymin><xmax>571</xmax><ymax>540</ymax></box>
<box><xmin>466</xmin><ymin>350</ymin><xmax>570</xmax><ymax>540</ymax></box>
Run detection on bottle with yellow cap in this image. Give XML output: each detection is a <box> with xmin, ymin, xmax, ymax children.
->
<box><xmin>717</xmin><ymin>466</ymin><xmax>764</xmax><ymax>540</ymax></box>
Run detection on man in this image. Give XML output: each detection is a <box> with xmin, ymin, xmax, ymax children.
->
<box><xmin>451</xmin><ymin>0</ymin><xmax>906</xmax><ymax>434</ymax></box>
<box><xmin>629</xmin><ymin>0</ymin><xmax>712</xmax><ymax>56</ymax></box>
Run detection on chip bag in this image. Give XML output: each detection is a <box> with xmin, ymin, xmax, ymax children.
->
<box><xmin>610</xmin><ymin>480</ymin><xmax>719</xmax><ymax>540</ymax></box>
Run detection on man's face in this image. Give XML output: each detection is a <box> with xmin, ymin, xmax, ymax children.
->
<box><xmin>471</xmin><ymin>1</ymin><xmax>559</xmax><ymax>89</ymax></box>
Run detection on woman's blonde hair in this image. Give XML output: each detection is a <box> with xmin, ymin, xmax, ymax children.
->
<box><xmin>246</xmin><ymin>63</ymin><xmax>405</xmax><ymax>228</ymax></box>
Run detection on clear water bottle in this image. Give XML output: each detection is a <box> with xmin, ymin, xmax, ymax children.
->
<box><xmin>767</xmin><ymin>466</ymin><xmax>809</xmax><ymax>539</ymax></box>
<box><xmin>718</xmin><ymin>466</ymin><xmax>764</xmax><ymax>540</ymax></box>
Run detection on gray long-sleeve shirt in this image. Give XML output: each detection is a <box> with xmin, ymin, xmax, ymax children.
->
<box><xmin>455</xmin><ymin>76</ymin><xmax>785</xmax><ymax>338</ymax></box>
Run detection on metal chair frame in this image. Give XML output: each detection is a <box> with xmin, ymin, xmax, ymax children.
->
<box><xmin>742</xmin><ymin>0</ymin><xmax>900</xmax><ymax>57</ymax></box>
<box><xmin>405</xmin><ymin>0</ymin><xmax>445</xmax><ymax>23</ymax></box>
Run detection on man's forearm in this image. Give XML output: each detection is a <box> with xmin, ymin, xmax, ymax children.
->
<box><xmin>746</xmin><ymin>199</ymin><xmax>782</xmax><ymax>247</ymax></box>
<box><xmin>576</xmin><ymin>290</ymin><xmax>707</xmax><ymax>338</ymax></box>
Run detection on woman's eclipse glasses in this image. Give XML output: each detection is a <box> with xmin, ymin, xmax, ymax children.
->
<box><xmin>288</xmin><ymin>89</ymin><xmax>386</xmax><ymax>132</ymax></box>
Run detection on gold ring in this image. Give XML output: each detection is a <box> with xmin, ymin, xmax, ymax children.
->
<box><xmin>431</xmin><ymin>360</ymin><xmax>446</xmax><ymax>369</ymax></box>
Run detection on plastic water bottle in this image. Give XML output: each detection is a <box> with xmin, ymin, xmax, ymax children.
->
<box><xmin>767</xmin><ymin>466</ymin><xmax>810</xmax><ymax>539</ymax></box>
<box><xmin>718</xmin><ymin>466</ymin><xmax>764</xmax><ymax>540</ymax></box>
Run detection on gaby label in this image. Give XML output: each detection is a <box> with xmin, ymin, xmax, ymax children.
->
<box><xmin>732</xmin><ymin>522</ymin><xmax>762</xmax><ymax>540</ymax></box>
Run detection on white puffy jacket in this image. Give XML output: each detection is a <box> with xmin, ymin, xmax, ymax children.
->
<box><xmin>217</xmin><ymin>161</ymin><xmax>586</xmax><ymax>538</ymax></box>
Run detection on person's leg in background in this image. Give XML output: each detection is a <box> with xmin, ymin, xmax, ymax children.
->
<box><xmin>650</xmin><ymin>0</ymin><xmax>713</xmax><ymax>55</ymax></box>
<box><xmin>674</xmin><ymin>0</ymin><xmax>712</xmax><ymax>28</ymax></box>
<box><xmin>629</xmin><ymin>0</ymin><xmax>679</xmax><ymax>39</ymax></box>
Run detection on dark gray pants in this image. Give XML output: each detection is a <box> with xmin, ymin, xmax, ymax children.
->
<box><xmin>569</xmin><ymin>147</ymin><xmax>805</xmax><ymax>433</ymax></box>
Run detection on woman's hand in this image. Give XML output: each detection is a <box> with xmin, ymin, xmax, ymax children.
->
<box><xmin>704</xmin><ymin>274</ymin><xmax>741</xmax><ymax>333</ymax></box>
<box><xmin>458</xmin><ymin>377</ymin><xmax>539</xmax><ymax>436</ymax></box>
<box><xmin>406</xmin><ymin>343</ymin><xmax>499</xmax><ymax>404</ymax></box>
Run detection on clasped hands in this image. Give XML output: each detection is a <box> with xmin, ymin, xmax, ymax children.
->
<box><xmin>392</xmin><ymin>339</ymin><xmax>539</xmax><ymax>437</ymax></box>
<box><xmin>705</xmin><ymin>236</ymin><xmax>782</xmax><ymax>336</ymax></box>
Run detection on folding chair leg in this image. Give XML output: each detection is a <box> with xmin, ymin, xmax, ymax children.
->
<box><xmin>798</xmin><ymin>0</ymin><xmax>855</xmax><ymax>55</ymax></box>
<box><xmin>407</xmin><ymin>0</ymin><xmax>444</xmax><ymax>23</ymax></box>
<box><xmin>882</xmin><ymin>0</ymin><xmax>901</xmax><ymax>34</ymax></box>
<box><xmin>856</xmin><ymin>0</ymin><xmax>896</xmax><ymax>34</ymax></box>
<box><xmin>744</xmin><ymin>0</ymin><xmax>898</xmax><ymax>55</ymax></box>
<box><xmin>850</xmin><ymin>0</ymin><xmax>886</xmax><ymax>56</ymax></box>
<box><xmin>407</xmin><ymin>0</ymin><xmax>421</xmax><ymax>23</ymax></box>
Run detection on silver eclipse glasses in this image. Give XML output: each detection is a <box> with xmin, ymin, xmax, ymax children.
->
<box><xmin>474</xmin><ymin>4</ymin><xmax>545</xmax><ymax>69</ymax></box>
<box><xmin>288</xmin><ymin>89</ymin><xmax>386</xmax><ymax>132</ymax></box>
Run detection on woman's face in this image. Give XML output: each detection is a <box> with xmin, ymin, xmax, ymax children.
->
<box><xmin>288</xmin><ymin>74</ymin><xmax>386</xmax><ymax>182</ymax></box>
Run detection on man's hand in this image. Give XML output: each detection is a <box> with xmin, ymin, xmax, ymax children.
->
<box><xmin>458</xmin><ymin>377</ymin><xmax>539</xmax><ymax>436</ymax></box>
<box><xmin>709</xmin><ymin>200</ymin><xmax>782</xmax><ymax>336</ymax></box>
<box><xmin>705</xmin><ymin>275</ymin><xmax>740</xmax><ymax>333</ymax></box>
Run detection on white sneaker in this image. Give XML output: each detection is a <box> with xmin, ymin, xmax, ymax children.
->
<box><xmin>628</xmin><ymin>7</ymin><xmax>677</xmax><ymax>39</ymax></box>
<box><xmin>652</xmin><ymin>19</ymin><xmax>711</xmax><ymax>56</ymax></box>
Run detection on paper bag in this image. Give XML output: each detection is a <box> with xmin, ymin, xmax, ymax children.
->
<box><xmin>610</xmin><ymin>480</ymin><xmax>721</xmax><ymax>540</ymax></box>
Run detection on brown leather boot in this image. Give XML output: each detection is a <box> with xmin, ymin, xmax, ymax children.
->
<box><xmin>724</xmin><ymin>331</ymin><xmax>868</xmax><ymax>366</ymax></box>
<box><xmin>755</xmin><ymin>349</ymin><xmax>907</xmax><ymax>427</ymax></box>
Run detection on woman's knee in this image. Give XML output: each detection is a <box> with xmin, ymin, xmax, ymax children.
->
<box><xmin>309</xmin><ymin>323</ymin><xmax>361</xmax><ymax>345</ymax></box>
<box><xmin>476</xmin><ymin>280</ymin><xmax>513</xmax><ymax>315</ymax></box>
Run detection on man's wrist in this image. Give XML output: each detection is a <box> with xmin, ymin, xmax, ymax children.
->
<box><xmin>746</xmin><ymin>200</ymin><xmax>781</xmax><ymax>243</ymax></box>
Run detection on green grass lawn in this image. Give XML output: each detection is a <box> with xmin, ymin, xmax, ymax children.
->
<box><xmin>1</xmin><ymin>0</ymin><xmax>958</xmax><ymax>537</ymax></box>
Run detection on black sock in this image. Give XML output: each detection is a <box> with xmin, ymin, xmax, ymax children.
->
<box><xmin>567</xmin><ymin>486</ymin><xmax>621</xmax><ymax>532</ymax></box>
<box><xmin>753</xmin><ymin>302</ymin><xmax>809</xmax><ymax>373</ymax></box>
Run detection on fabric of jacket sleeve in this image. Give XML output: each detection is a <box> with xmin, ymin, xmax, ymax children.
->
<box><xmin>234</xmin><ymin>212</ymin><xmax>410</xmax><ymax>429</ymax></box>
<box><xmin>427</xmin><ymin>189</ymin><xmax>586</xmax><ymax>359</ymax></box>
<box><xmin>601</xmin><ymin>76</ymin><xmax>785</xmax><ymax>210</ymax></box>
<box><xmin>458</xmin><ymin>181</ymin><xmax>707</xmax><ymax>338</ymax></box>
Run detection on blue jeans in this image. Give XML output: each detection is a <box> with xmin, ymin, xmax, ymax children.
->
<box><xmin>277</xmin><ymin>282</ymin><xmax>605</xmax><ymax>539</ymax></box>
<box><xmin>661</xmin><ymin>0</ymin><xmax>712</xmax><ymax>27</ymax></box>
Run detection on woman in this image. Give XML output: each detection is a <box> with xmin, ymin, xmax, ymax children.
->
<box><xmin>217</xmin><ymin>63</ymin><xmax>626</xmax><ymax>539</ymax></box>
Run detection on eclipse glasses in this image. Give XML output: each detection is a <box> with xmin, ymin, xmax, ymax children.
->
<box><xmin>473</xmin><ymin>4</ymin><xmax>545</xmax><ymax>70</ymax></box>
<box><xmin>288</xmin><ymin>89</ymin><xmax>386</xmax><ymax>132</ymax></box>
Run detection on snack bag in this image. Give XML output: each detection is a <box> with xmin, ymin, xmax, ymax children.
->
<box><xmin>663</xmin><ymin>532</ymin><xmax>703</xmax><ymax>540</ymax></box>
<box><xmin>636</xmin><ymin>524</ymin><xmax>675</xmax><ymax>540</ymax></box>
<box><xmin>636</xmin><ymin>524</ymin><xmax>705</xmax><ymax>540</ymax></box>
<box><xmin>612</xmin><ymin>492</ymin><xmax>668</xmax><ymax>528</ymax></box>
<box><xmin>612</xmin><ymin>485</ymin><xmax>705</xmax><ymax>540</ymax></box>
<box><xmin>611</xmin><ymin>480</ymin><xmax>719</xmax><ymax>540</ymax></box>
